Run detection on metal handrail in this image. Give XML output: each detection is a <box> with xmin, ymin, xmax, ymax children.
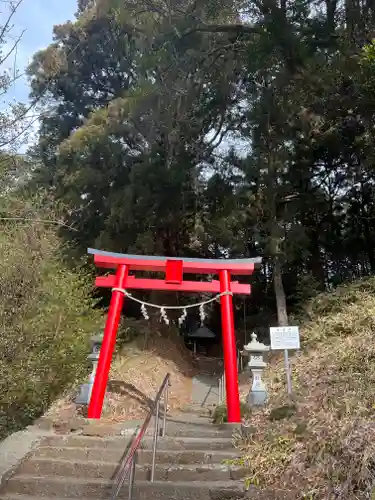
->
<box><xmin>110</xmin><ymin>373</ymin><xmax>171</xmax><ymax>500</ymax></box>
<box><xmin>218</xmin><ymin>371</ymin><xmax>226</xmax><ymax>405</ymax></box>
<box><xmin>218</xmin><ymin>351</ymin><xmax>244</xmax><ymax>405</ymax></box>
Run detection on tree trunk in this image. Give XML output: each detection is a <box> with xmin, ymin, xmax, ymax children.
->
<box><xmin>360</xmin><ymin>183</ymin><xmax>375</xmax><ymax>273</ymax></box>
<box><xmin>273</xmin><ymin>255</ymin><xmax>288</xmax><ymax>326</ymax></box>
<box><xmin>308</xmin><ymin>238</ymin><xmax>326</xmax><ymax>290</ymax></box>
<box><xmin>326</xmin><ymin>0</ymin><xmax>338</xmax><ymax>36</ymax></box>
<box><xmin>362</xmin><ymin>214</ymin><xmax>375</xmax><ymax>273</ymax></box>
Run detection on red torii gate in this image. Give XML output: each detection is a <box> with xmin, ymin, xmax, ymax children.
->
<box><xmin>87</xmin><ymin>248</ymin><xmax>261</xmax><ymax>423</ymax></box>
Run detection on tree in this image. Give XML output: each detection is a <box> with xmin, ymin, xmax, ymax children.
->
<box><xmin>28</xmin><ymin>0</ymin><xmax>240</xmax><ymax>258</ymax></box>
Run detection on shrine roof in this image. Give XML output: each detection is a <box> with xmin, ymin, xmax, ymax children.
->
<box><xmin>88</xmin><ymin>248</ymin><xmax>262</xmax><ymax>275</ymax></box>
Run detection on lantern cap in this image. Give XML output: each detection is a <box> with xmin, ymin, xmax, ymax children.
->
<box><xmin>244</xmin><ymin>332</ymin><xmax>270</xmax><ymax>353</ymax></box>
<box><xmin>91</xmin><ymin>333</ymin><xmax>104</xmax><ymax>345</ymax></box>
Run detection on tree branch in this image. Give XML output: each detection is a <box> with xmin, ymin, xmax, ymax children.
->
<box><xmin>0</xmin><ymin>29</ymin><xmax>25</xmax><ymax>66</ymax></box>
<box><xmin>182</xmin><ymin>23</ymin><xmax>260</xmax><ymax>38</ymax></box>
<box><xmin>0</xmin><ymin>0</ymin><xmax>24</xmax><ymax>42</ymax></box>
<box><xmin>0</xmin><ymin>217</ymin><xmax>78</xmax><ymax>231</ymax></box>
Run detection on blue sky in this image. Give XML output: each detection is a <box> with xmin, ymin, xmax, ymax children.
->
<box><xmin>2</xmin><ymin>0</ymin><xmax>77</xmax><ymax>104</ymax></box>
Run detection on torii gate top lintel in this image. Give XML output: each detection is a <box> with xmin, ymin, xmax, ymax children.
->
<box><xmin>88</xmin><ymin>247</ymin><xmax>262</xmax><ymax>275</ymax></box>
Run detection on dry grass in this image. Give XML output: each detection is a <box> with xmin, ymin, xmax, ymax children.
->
<box><xmin>235</xmin><ymin>278</ymin><xmax>375</xmax><ymax>499</ymax></box>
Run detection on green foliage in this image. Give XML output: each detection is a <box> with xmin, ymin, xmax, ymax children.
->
<box><xmin>212</xmin><ymin>402</ymin><xmax>252</xmax><ymax>424</ymax></box>
<box><xmin>361</xmin><ymin>39</ymin><xmax>375</xmax><ymax>63</ymax></box>
<box><xmin>269</xmin><ymin>404</ymin><xmax>297</xmax><ymax>421</ymax></box>
<box><xmin>294</xmin><ymin>422</ymin><xmax>308</xmax><ymax>436</ymax></box>
<box><xmin>27</xmin><ymin>0</ymin><xmax>244</xmax><ymax>260</ymax></box>
<box><xmin>0</xmin><ymin>204</ymin><xmax>101</xmax><ymax>439</ymax></box>
<box><xmin>24</xmin><ymin>0</ymin><xmax>375</xmax><ymax>331</ymax></box>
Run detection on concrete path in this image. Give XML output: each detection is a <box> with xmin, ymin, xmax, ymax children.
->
<box><xmin>191</xmin><ymin>374</ymin><xmax>220</xmax><ymax>408</ymax></box>
<box><xmin>0</xmin><ymin>425</ymin><xmax>56</xmax><ymax>489</ymax></box>
<box><xmin>190</xmin><ymin>356</ymin><xmax>226</xmax><ymax>410</ymax></box>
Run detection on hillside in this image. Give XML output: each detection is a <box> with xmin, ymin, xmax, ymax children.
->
<box><xmin>235</xmin><ymin>279</ymin><xmax>375</xmax><ymax>499</ymax></box>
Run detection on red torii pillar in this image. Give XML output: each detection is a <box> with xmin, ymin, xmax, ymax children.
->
<box><xmin>86</xmin><ymin>248</ymin><xmax>261</xmax><ymax>423</ymax></box>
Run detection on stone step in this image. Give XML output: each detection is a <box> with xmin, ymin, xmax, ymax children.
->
<box><xmin>33</xmin><ymin>446</ymin><xmax>239</xmax><ymax>464</ymax></box>
<box><xmin>161</xmin><ymin>426</ymin><xmax>232</xmax><ymax>438</ymax></box>
<box><xmin>17</xmin><ymin>457</ymin><xmax>247</xmax><ymax>482</ymax></box>
<box><xmin>40</xmin><ymin>435</ymin><xmax>233</xmax><ymax>452</ymax></box>
<box><xmin>40</xmin><ymin>435</ymin><xmax>127</xmax><ymax>449</ymax></box>
<box><xmin>89</xmin><ymin>418</ymin><xmax>233</xmax><ymax>439</ymax></box>
<box><xmin>1</xmin><ymin>488</ymin><xmax>296</xmax><ymax>500</ymax></box>
<box><xmin>142</xmin><ymin>436</ymin><xmax>233</xmax><ymax>451</ymax></box>
<box><xmin>179</xmin><ymin>405</ymin><xmax>214</xmax><ymax>416</ymax></box>
<box><xmin>2</xmin><ymin>476</ymin><xmax>251</xmax><ymax>499</ymax></box>
<box><xmin>149</xmin><ymin>421</ymin><xmax>234</xmax><ymax>438</ymax></box>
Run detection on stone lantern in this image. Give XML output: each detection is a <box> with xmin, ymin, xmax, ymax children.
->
<box><xmin>243</xmin><ymin>332</ymin><xmax>270</xmax><ymax>407</ymax></box>
<box><xmin>75</xmin><ymin>333</ymin><xmax>104</xmax><ymax>405</ymax></box>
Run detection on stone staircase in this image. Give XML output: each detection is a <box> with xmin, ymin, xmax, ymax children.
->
<box><xmin>190</xmin><ymin>356</ymin><xmax>224</xmax><ymax>412</ymax></box>
<box><xmin>0</xmin><ymin>414</ymin><xmax>257</xmax><ymax>500</ymax></box>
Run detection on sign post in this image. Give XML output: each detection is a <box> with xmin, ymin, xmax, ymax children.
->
<box><xmin>270</xmin><ymin>326</ymin><xmax>300</xmax><ymax>395</ymax></box>
<box><xmin>284</xmin><ymin>349</ymin><xmax>292</xmax><ymax>394</ymax></box>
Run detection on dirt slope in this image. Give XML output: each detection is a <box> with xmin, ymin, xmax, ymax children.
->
<box><xmin>45</xmin><ymin>320</ymin><xmax>196</xmax><ymax>424</ymax></box>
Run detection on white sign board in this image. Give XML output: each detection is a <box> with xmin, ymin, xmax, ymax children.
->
<box><xmin>270</xmin><ymin>326</ymin><xmax>300</xmax><ymax>351</ymax></box>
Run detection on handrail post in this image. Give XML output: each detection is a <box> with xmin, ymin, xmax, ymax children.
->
<box><xmin>150</xmin><ymin>399</ymin><xmax>160</xmax><ymax>482</ymax></box>
<box><xmin>161</xmin><ymin>380</ymin><xmax>169</xmax><ymax>438</ymax></box>
<box><xmin>128</xmin><ymin>451</ymin><xmax>136</xmax><ymax>500</ymax></box>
